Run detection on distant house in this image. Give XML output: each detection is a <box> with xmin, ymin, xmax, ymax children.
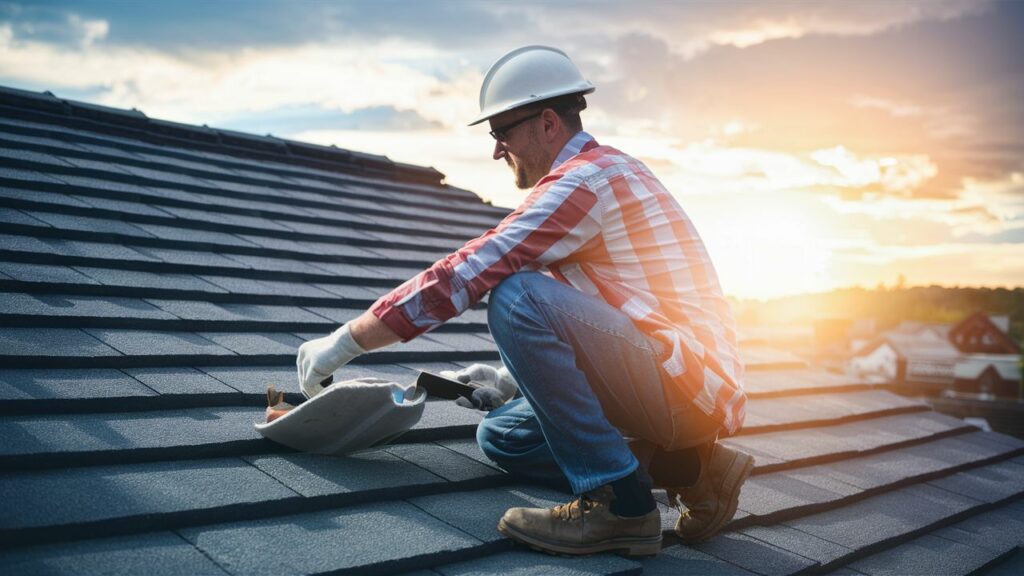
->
<box><xmin>848</xmin><ymin>314</ymin><xmax>1021</xmax><ymax>397</ymax></box>
<box><xmin>949</xmin><ymin>312</ymin><xmax>1020</xmax><ymax>354</ymax></box>
<box><xmin>848</xmin><ymin>322</ymin><xmax>959</xmax><ymax>385</ymax></box>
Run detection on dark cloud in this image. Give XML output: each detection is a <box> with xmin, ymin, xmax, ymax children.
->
<box><xmin>2</xmin><ymin>0</ymin><xmax>526</xmax><ymax>61</ymax></box>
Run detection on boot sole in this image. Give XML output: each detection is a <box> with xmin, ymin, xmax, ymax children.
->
<box><xmin>676</xmin><ymin>449</ymin><xmax>755</xmax><ymax>543</ymax></box>
<box><xmin>497</xmin><ymin>519</ymin><xmax>662</xmax><ymax>557</ymax></box>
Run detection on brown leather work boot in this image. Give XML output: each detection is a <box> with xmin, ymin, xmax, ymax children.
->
<box><xmin>497</xmin><ymin>488</ymin><xmax>662</xmax><ymax>557</ymax></box>
<box><xmin>667</xmin><ymin>442</ymin><xmax>754</xmax><ymax>543</ymax></box>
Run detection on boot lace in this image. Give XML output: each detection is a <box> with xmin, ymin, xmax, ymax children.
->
<box><xmin>553</xmin><ymin>495</ymin><xmax>597</xmax><ymax>521</ymax></box>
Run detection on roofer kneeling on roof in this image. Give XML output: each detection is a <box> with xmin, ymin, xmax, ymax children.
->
<box><xmin>296</xmin><ymin>45</ymin><xmax>753</xmax><ymax>557</ymax></box>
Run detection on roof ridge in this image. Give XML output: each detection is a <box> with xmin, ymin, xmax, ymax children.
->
<box><xmin>0</xmin><ymin>84</ymin><xmax>451</xmax><ymax>189</ymax></box>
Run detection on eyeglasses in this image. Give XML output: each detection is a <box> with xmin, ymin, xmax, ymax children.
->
<box><xmin>489</xmin><ymin>110</ymin><xmax>544</xmax><ymax>142</ymax></box>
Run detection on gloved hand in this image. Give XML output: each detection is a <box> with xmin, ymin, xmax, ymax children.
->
<box><xmin>440</xmin><ymin>364</ymin><xmax>518</xmax><ymax>411</ymax></box>
<box><xmin>296</xmin><ymin>324</ymin><xmax>367</xmax><ymax>400</ymax></box>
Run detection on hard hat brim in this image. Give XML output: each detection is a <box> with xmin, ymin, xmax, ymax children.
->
<box><xmin>468</xmin><ymin>86</ymin><xmax>595</xmax><ymax>127</ymax></box>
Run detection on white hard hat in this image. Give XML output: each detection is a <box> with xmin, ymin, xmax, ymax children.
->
<box><xmin>255</xmin><ymin>377</ymin><xmax>425</xmax><ymax>455</ymax></box>
<box><xmin>469</xmin><ymin>45</ymin><xmax>595</xmax><ymax>126</ymax></box>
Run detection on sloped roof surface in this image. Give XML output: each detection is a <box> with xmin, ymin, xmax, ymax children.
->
<box><xmin>1</xmin><ymin>85</ymin><xmax>1022</xmax><ymax>575</ymax></box>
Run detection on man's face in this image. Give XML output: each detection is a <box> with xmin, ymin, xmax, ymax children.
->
<box><xmin>489</xmin><ymin>110</ymin><xmax>548</xmax><ymax>190</ymax></box>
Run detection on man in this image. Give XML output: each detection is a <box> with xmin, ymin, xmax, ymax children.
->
<box><xmin>297</xmin><ymin>45</ymin><xmax>752</xmax><ymax>557</ymax></box>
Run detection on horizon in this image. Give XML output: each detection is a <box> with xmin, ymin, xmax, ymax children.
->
<box><xmin>2</xmin><ymin>0</ymin><xmax>1022</xmax><ymax>300</ymax></box>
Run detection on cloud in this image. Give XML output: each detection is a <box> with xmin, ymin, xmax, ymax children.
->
<box><xmin>218</xmin><ymin>105</ymin><xmax>441</xmax><ymax>136</ymax></box>
<box><xmin>825</xmin><ymin>241</ymin><xmax>1024</xmax><ymax>289</ymax></box>
<box><xmin>0</xmin><ymin>3</ymin><xmax>107</xmax><ymax>47</ymax></box>
<box><xmin>821</xmin><ymin>170</ymin><xmax>1024</xmax><ymax>240</ymax></box>
<box><xmin>0</xmin><ymin>26</ymin><xmax>481</xmax><ymax>128</ymax></box>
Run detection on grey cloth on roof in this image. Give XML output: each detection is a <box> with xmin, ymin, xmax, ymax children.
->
<box><xmin>255</xmin><ymin>377</ymin><xmax>425</xmax><ymax>455</ymax></box>
<box><xmin>441</xmin><ymin>364</ymin><xmax>519</xmax><ymax>411</ymax></box>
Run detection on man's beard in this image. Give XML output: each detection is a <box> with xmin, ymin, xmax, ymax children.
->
<box><xmin>509</xmin><ymin>146</ymin><xmax>544</xmax><ymax>190</ymax></box>
<box><xmin>512</xmin><ymin>157</ymin><xmax>532</xmax><ymax>189</ymax></box>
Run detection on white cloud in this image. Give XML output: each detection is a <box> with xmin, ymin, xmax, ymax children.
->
<box><xmin>822</xmin><ymin>170</ymin><xmax>1024</xmax><ymax>236</ymax></box>
<box><xmin>849</xmin><ymin>94</ymin><xmax>976</xmax><ymax>140</ymax></box>
<box><xmin>67</xmin><ymin>13</ymin><xmax>108</xmax><ymax>47</ymax></box>
<box><xmin>0</xmin><ymin>27</ymin><xmax>479</xmax><ymax>129</ymax></box>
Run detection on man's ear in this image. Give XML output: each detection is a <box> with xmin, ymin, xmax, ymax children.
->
<box><xmin>541</xmin><ymin>109</ymin><xmax>561</xmax><ymax>143</ymax></box>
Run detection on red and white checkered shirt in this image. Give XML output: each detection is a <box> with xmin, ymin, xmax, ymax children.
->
<box><xmin>371</xmin><ymin>131</ymin><xmax>746</xmax><ymax>435</ymax></box>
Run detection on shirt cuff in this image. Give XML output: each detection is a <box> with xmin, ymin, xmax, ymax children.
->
<box><xmin>370</xmin><ymin>299</ymin><xmax>421</xmax><ymax>342</ymax></box>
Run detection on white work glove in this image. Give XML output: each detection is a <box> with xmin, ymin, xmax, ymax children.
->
<box><xmin>440</xmin><ymin>364</ymin><xmax>519</xmax><ymax>411</ymax></box>
<box><xmin>296</xmin><ymin>324</ymin><xmax>367</xmax><ymax>400</ymax></box>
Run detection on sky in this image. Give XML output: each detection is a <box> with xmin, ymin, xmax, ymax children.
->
<box><xmin>1</xmin><ymin>0</ymin><xmax>1022</xmax><ymax>300</ymax></box>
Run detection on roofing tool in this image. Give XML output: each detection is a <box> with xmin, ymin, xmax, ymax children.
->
<box><xmin>415</xmin><ymin>370</ymin><xmax>477</xmax><ymax>400</ymax></box>
<box><xmin>255</xmin><ymin>377</ymin><xmax>426</xmax><ymax>455</ymax></box>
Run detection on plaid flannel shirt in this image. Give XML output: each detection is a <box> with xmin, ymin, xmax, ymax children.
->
<box><xmin>370</xmin><ymin>131</ymin><xmax>746</xmax><ymax>435</ymax></box>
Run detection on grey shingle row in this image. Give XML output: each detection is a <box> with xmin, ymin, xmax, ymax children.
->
<box><xmin>737</xmin><ymin>390</ymin><xmax>927</xmax><ymax>434</ymax></box>
<box><xmin>743</xmin><ymin>369</ymin><xmax>879</xmax><ymax>398</ymax></box>
<box><xmin>0</xmin><ymin>392</ymin><xmax>976</xmax><ymax>474</ymax></box>
<box><xmin>832</xmin><ymin>497</ymin><xmax>1024</xmax><ymax>576</ymax></box>
<box><xmin>0</xmin><ymin>261</ymin><xmax>395</xmax><ymax>306</ymax></box>
<box><xmin>707</xmin><ymin>458</ymin><xmax>1024</xmax><ymax>574</ymax></box>
<box><xmin>0</xmin><ymin>232</ymin><xmax>438</xmax><ymax>289</ymax></box>
<box><xmin>0</xmin><ymin>135</ymin><xmax>504</xmax><ymax>235</ymax></box>
<box><xmin>0</xmin><ymin>400</ymin><xmax>486</xmax><ymax>471</ymax></box>
<box><xmin>0</xmin><ymin>327</ymin><xmax>500</xmax><ymax>369</ymax></box>
<box><xmin>0</xmin><ymin>105</ymin><xmax>503</xmax><ymax>216</ymax></box>
<box><xmin>3</xmin><ymin>428</ymin><xmax>1017</xmax><ymax>574</ymax></box>
<box><xmin>733</xmin><ymin>430</ymin><xmax>1024</xmax><ymax>525</ymax></box>
<box><xmin>724</xmin><ymin>411</ymin><xmax>977</xmax><ymax>473</ymax></box>
<box><xmin>0</xmin><ymin>443</ymin><xmax>509</xmax><ymax>549</ymax></box>
<box><xmin>1</xmin><ymin>175</ymin><xmax>488</xmax><ymax>255</ymax></box>
<box><xmin>0</xmin><ymin>291</ymin><xmax>490</xmax><ymax>332</ymax></box>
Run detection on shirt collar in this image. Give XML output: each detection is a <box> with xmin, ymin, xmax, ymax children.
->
<box><xmin>551</xmin><ymin>130</ymin><xmax>596</xmax><ymax>171</ymax></box>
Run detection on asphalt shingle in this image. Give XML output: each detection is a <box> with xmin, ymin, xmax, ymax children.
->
<box><xmin>0</xmin><ymin>292</ymin><xmax>177</xmax><ymax>322</ymax></box>
<box><xmin>0</xmin><ymin>327</ymin><xmax>121</xmax><ymax>360</ymax></box>
<box><xmin>845</xmin><ymin>534</ymin><xmax>999</xmax><ymax>576</ymax></box>
<box><xmin>741</xmin><ymin>390</ymin><xmax>926</xmax><ymax>433</ymax></box>
<box><xmin>692</xmin><ymin>531</ymin><xmax>817</xmax><ymax>576</ymax></box>
<box><xmin>781</xmin><ymin>483</ymin><xmax>981</xmax><ymax>552</ymax></box>
<box><xmin>0</xmin><ymin>368</ymin><xmax>156</xmax><ymax>403</ymax></box>
<box><xmin>0</xmin><ymin>457</ymin><xmax>298</xmax><ymax>536</ymax></box>
<box><xmin>0</xmin><ymin>532</ymin><xmax>226</xmax><ymax>576</ymax></box>
<box><xmin>125</xmin><ymin>366</ymin><xmax>241</xmax><ymax>397</ymax></box>
<box><xmin>0</xmin><ymin>262</ymin><xmax>101</xmax><ymax>285</ymax></box>
<box><xmin>409</xmin><ymin>485</ymin><xmax>570</xmax><ymax>543</ymax></box>
<box><xmin>737</xmin><ymin>431</ymin><xmax>1023</xmax><ymax>520</ymax></box>
<box><xmin>179</xmin><ymin>500</ymin><xmax>482</xmax><ymax>576</ymax></box>
<box><xmin>74</xmin><ymin>266</ymin><xmax>229</xmax><ymax>293</ymax></box>
<box><xmin>724</xmin><ymin>412</ymin><xmax>975</xmax><ymax>471</ymax></box>
<box><xmin>0</xmin><ymin>407</ymin><xmax>265</xmax><ymax>469</ymax></box>
<box><xmin>640</xmin><ymin>544</ymin><xmax>756</xmax><ymax>575</ymax></box>
<box><xmin>84</xmin><ymin>328</ymin><xmax>236</xmax><ymax>358</ymax></box>
<box><xmin>146</xmin><ymin>299</ymin><xmax>329</xmax><ymax>324</ymax></box>
<box><xmin>435</xmin><ymin>550</ymin><xmax>641</xmax><ymax>576</ymax></box>
<box><xmin>243</xmin><ymin>451</ymin><xmax>443</xmax><ymax>498</ymax></box>
<box><xmin>383</xmin><ymin>443</ymin><xmax>505</xmax><ymax>483</ymax></box>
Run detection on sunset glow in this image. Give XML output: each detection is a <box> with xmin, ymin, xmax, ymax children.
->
<box><xmin>1</xmin><ymin>0</ymin><xmax>1020</xmax><ymax>300</ymax></box>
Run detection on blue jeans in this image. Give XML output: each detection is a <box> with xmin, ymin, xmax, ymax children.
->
<box><xmin>478</xmin><ymin>272</ymin><xmax>694</xmax><ymax>495</ymax></box>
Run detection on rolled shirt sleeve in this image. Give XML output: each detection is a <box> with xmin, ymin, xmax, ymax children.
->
<box><xmin>370</xmin><ymin>171</ymin><xmax>603</xmax><ymax>341</ymax></box>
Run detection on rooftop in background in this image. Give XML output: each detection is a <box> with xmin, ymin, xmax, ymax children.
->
<box><xmin>1</xmin><ymin>86</ymin><xmax>1023</xmax><ymax>576</ymax></box>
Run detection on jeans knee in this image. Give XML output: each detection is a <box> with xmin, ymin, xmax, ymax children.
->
<box><xmin>488</xmin><ymin>272</ymin><xmax>545</xmax><ymax>334</ymax></box>
<box><xmin>476</xmin><ymin>414</ymin><xmax>507</xmax><ymax>460</ymax></box>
